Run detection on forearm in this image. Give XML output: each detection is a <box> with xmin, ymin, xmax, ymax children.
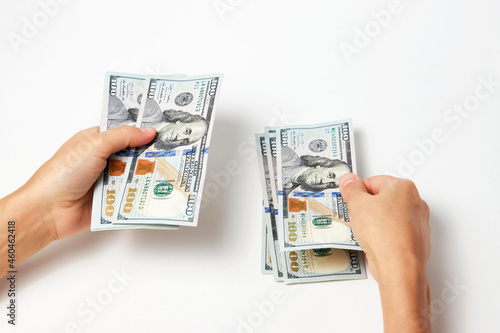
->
<box><xmin>377</xmin><ymin>256</ymin><xmax>431</xmax><ymax>333</ymax></box>
<box><xmin>0</xmin><ymin>186</ymin><xmax>55</xmax><ymax>278</ymax></box>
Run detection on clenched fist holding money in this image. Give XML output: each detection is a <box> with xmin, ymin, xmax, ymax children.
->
<box><xmin>340</xmin><ymin>174</ymin><xmax>432</xmax><ymax>332</ymax></box>
<box><xmin>0</xmin><ymin>125</ymin><xmax>157</xmax><ymax>276</ymax></box>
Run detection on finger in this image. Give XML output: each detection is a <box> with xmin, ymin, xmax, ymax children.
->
<box><xmin>339</xmin><ymin>173</ymin><xmax>370</xmax><ymax>205</ymax></box>
<box><xmin>96</xmin><ymin>126</ymin><xmax>157</xmax><ymax>157</ymax></box>
<box><xmin>362</xmin><ymin>175</ymin><xmax>397</xmax><ymax>195</ymax></box>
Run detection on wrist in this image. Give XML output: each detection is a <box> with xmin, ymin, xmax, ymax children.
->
<box><xmin>377</xmin><ymin>255</ymin><xmax>431</xmax><ymax>332</ymax></box>
<box><xmin>18</xmin><ymin>184</ymin><xmax>57</xmax><ymax>241</ymax></box>
<box><xmin>0</xmin><ymin>186</ymin><xmax>56</xmax><ymax>275</ymax></box>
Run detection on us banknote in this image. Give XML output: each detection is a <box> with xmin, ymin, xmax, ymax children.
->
<box><xmin>258</xmin><ymin>126</ymin><xmax>365</xmax><ymax>283</ymax></box>
<box><xmin>91</xmin><ymin>72</ymin><xmax>179</xmax><ymax>231</ymax></box>
<box><xmin>264</xmin><ymin>128</ymin><xmax>279</xmax><ymax>206</ymax></box>
<box><xmin>262</xmin><ymin>212</ymin><xmax>273</xmax><ymax>275</ymax></box>
<box><xmin>275</xmin><ymin>120</ymin><xmax>361</xmax><ymax>251</ymax></box>
<box><xmin>113</xmin><ymin>74</ymin><xmax>223</xmax><ymax>227</ymax></box>
<box><xmin>256</xmin><ymin>134</ymin><xmax>283</xmax><ymax>280</ymax></box>
<box><xmin>282</xmin><ymin>248</ymin><xmax>366</xmax><ymax>284</ymax></box>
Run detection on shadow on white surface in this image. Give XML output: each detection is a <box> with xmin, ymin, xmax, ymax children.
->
<box><xmin>426</xmin><ymin>211</ymin><xmax>458</xmax><ymax>332</ymax></box>
<box><xmin>0</xmin><ymin>114</ymin><xmax>244</xmax><ymax>296</ymax></box>
<box><xmin>353</xmin><ymin>129</ymin><xmax>369</xmax><ymax>179</ymax></box>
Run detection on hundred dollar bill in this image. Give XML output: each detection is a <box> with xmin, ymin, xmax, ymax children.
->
<box><xmin>262</xmin><ymin>209</ymin><xmax>273</xmax><ymax>275</ymax></box>
<box><xmin>91</xmin><ymin>72</ymin><xmax>179</xmax><ymax>231</ymax></box>
<box><xmin>265</xmin><ymin>129</ymin><xmax>286</xmax><ymax>281</ymax></box>
<box><xmin>265</xmin><ymin>128</ymin><xmax>279</xmax><ymax>206</ymax></box>
<box><xmin>283</xmin><ymin>248</ymin><xmax>366</xmax><ymax>284</ymax></box>
<box><xmin>275</xmin><ymin>120</ymin><xmax>361</xmax><ymax>251</ymax></box>
<box><xmin>260</xmin><ymin>129</ymin><xmax>366</xmax><ymax>284</ymax></box>
<box><xmin>256</xmin><ymin>134</ymin><xmax>284</xmax><ymax>281</ymax></box>
<box><xmin>114</xmin><ymin>74</ymin><xmax>223</xmax><ymax>227</ymax></box>
<box><xmin>256</xmin><ymin>135</ymin><xmax>275</xmax><ymax>276</ymax></box>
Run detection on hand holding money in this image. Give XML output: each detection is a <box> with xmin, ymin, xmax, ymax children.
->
<box><xmin>32</xmin><ymin>126</ymin><xmax>159</xmax><ymax>239</ymax></box>
<box><xmin>91</xmin><ymin>72</ymin><xmax>223</xmax><ymax>230</ymax></box>
<box><xmin>339</xmin><ymin>174</ymin><xmax>432</xmax><ymax>331</ymax></box>
<box><xmin>257</xmin><ymin>120</ymin><xmax>366</xmax><ymax>284</ymax></box>
<box><xmin>0</xmin><ymin>125</ymin><xmax>157</xmax><ymax>277</ymax></box>
<box><xmin>339</xmin><ymin>174</ymin><xmax>431</xmax><ymax>282</ymax></box>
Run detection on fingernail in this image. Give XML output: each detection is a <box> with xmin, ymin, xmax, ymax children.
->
<box><xmin>340</xmin><ymin>173</ymin><xmax>358</xmax><ymax>189</ymax></box>
<box><xmin>140</xmin><ymin>127</ymin><xmax>156</xmax><ymax>135</ymax></box>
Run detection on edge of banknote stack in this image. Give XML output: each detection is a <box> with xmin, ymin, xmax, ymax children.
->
<box><xmin>257</xmin><ymin>120</ymin><xmax>367</xmax><ymax>284</ymax></box>
<box><xmin>91</xmin><ymin>72</ymin><xmax>223</xmax><ymax>231</ymax></box>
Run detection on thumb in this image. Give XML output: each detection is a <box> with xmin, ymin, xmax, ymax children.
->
<box><xmin>339</xmin><ymin>173</ymin><xmax>369</xmax><ymax>205</ymax></box>
<box><xmin>97</xmin><ymin>126</ymin><xmax>157</xmax><ymax>157</ymax></box>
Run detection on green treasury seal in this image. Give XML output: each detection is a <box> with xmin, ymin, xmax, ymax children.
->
<box><xmin>154</xmin><ymin>182</ymin><xmax>173</xmax><ymax>197</ymax></box>
<box><xmin>312</xmin><ymin>216</ymin><xmax>333</xmax><ymax>227</ymax></box>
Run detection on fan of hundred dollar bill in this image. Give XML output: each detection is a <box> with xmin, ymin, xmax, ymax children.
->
<box><xmin>91</xmin><ymin>72</ymin><xmax>223</xmax><ymax>231</ymax></box>
<box><xmin>257</xmin><ymin>121</ymin><xmax>367</xmax><ymax>283</ymax></box>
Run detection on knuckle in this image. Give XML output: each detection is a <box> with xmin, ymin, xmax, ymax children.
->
<box><xmin>397</xmin><ymin>179</ymin><xmax>419</xmax><ymax>198</ymax></box>
<box><xmin>117</xmin><ymin>124</ymin><xmax>136</xmax><ymax>135</ymax></box>
<box><xmin>421</xmin><ymin>200</ymin><xmax>430</xmax><ymax>216</ymax></box>
<box><xmin>93</xmin><ymin>133</ymin><xmax>106</xmax><ymax>147</ymax></box>
<box><xmin>402</xmin><ymin>178</ymin><xmax>416</xmax><ymax>190</ymax></box>
<box><xmin>76</xmin><ymin>126</ymin><xmax>99</xmax><ymax>139</ymax></box>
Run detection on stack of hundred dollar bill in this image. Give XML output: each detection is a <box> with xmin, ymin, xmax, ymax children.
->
<box><xmin>257</xmin><ymin>120</ymin><xmax>366</xmax><ymax>284</ymax></box>
<box><xmin>91</xmin><ymin>72</ymin><xmax>223</xmax><ymax>231</ymax></box>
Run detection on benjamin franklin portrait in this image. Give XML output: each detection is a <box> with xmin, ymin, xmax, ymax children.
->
<box><xmin>281</xmin><ymin>146</ymin><xmax>351</xmax><ymax>194</ymax></box>
<box><xmin>107</xmin><ymin>95</ymin><xmax>208</xmax><ymax>151</ymax></box>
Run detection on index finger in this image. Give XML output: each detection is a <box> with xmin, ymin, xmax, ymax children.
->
<box><xmin>362</xmin><ymin>175</ymin><xmax>398</xmax><ymax>195</ymax></box>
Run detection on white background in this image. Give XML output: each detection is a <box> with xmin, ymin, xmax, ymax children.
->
<box><xmin>0</xmin><ymin>0</ymin><xmax>499</xmax><ymax>332</ymax></box>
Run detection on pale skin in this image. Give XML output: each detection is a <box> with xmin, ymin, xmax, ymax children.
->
<box><xmin>0</xmin><ymin>126</ymin><xmax>157</xmax><ymax>276</ymax></box>
<box><xmin>0</xmin><ymin>127</ymin><xmax>431</xmax><ymax>332</ymax></box>
<box><xmin>339</xmin><ymin>173</ymin><xmax>432</xmax><ymax>333</ymax></box>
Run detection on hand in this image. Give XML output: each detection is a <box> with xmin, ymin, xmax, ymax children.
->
<box><xmin>1</xmin><ymin>125</ymin><xmax>157</xmax><ymax>276</ymax></box>
<box><xmin>26</xmin><ymin>126</ymin><xmax>157</xmax><ymax>239</ymax></box>
<box><xmin>339</xmin><ymin>174</ymin><xmax>430</xmax><ymax>281</ymax></box>
<box><xmin>339</xmin><ymin>174</ymin><xmax>431</xmax><ymax>332</ymax></box>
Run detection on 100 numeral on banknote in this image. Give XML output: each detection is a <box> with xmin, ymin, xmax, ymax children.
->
<box><xmin>276</xmin><ymin>120</ymin><xmax>361</xmax><ymax>251</ymax></box>
<box><xmin>258</xmin><ymin>124</ymin><xmax>366</xmax><ymax>284</ymax></box>
<box><xmin>114</xmin><ymin>75</ymin><xmax>223</xmax><ymax>227</ymax></box>
<box><xmin>91</xmin><ymin>72</ymin><xmax>184</xmax><ymax>231</ymax></box>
